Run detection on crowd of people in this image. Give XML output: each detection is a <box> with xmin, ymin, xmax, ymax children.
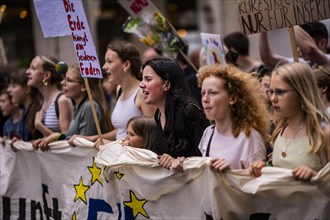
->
<box><xmin>1</xmin><ymin>21</ymin><xmax>330</xmax><ymax>183</ymax></box>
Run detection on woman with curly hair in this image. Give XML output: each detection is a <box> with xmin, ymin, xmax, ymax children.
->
<box><xmin>139</xmin><ymin>58</ymin><xmax>209</xmax><ymax>168</ymax></box>
<box><xmin>250</xmin><ymin>63</ymin><xmax>330</xmax><ymax>181</ymax></box>
<box><xmin>172</xmin><ymin>65</ymin><xmax>270</xmax><ymax>172</ymax></box>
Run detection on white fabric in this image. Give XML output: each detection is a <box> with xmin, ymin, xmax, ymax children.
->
<box><xmin>1</xmin><ymin>139</ymin><xmax>329</xmax><ymax>219</ymax></box>
<box><xmin>198</xmin><ymin>126</ymin><xmax>266</xmax><ymax>169</ymax></box>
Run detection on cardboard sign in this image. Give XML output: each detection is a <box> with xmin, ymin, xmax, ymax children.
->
<box><xmin>201</xmin><ymin>33</ymin><xmax>226</xmax><ymax>66</ymax></box>
<box><xmin>237</xmin><ymin>0</ymin><xmax>330</xmax><ymax>34</ymax></box>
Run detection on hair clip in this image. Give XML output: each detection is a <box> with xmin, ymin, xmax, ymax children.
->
<box><xmin>55</xmin><ymin>62</ymin><xmax>68</xmax><ymax>75</ymax></box>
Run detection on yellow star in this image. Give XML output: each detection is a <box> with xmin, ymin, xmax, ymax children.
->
<box><xmin>114</xmin><ymin>171</ymin><xmax>124</xmax><ymax>180</ymax></box>
<box><xmin>71</xmin><ymin>212</ymin><xmax>76</xmax><ymax>220</ymax></box>
<box><xmin>123</xmin><ymin>190</ymin><xmax>149</xmax><ymax>218</ymax></box>
<box><xmin>74</xmin><ymin>177</ymin><xmax>90</xmax><ymax>204</ymax></box>
<box><xmin>88</xmin><ymin>158</ymin><xmax>102</xmax><ymax>185</ymax></box>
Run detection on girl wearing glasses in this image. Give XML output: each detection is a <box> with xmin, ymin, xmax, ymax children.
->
<box><xmin>250</xmin><ymin>62</ymin><xmax>330</xmax><ymax>180</ymax></box>
<box><xmin>33</xmin><ymin>64</ymin><xmax>112</xmax><ymax>150</ymax></box>
<box><xmin>26</xmin><ymin>55</ymin><xmax>73</xmax><ymax>136</ymax></box>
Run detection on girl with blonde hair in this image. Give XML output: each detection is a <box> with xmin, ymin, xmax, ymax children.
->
<box><xmin>250</xmin><ymin>62</ymin><xmax>330</xmax><ymax>180</ymax></box>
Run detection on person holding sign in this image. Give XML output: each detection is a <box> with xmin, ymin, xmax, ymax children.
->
<box><xmin>26</xmin><ymin>55</ymin><xmax>73</xmax><ymax>137</ymax></box>
<box><xmin>171</xmin><ymin>65</ymin><xmax>269</xmax><ymax>172</ymax></box>
<box><xmin>140</xmin><ymin>58</ymin><xmax>209</xmax><ymax>167</ymax></box>
<box><xmin>249</xmin><ymin>63</ymin><xmax>330</xmax><ymax>180</ymax></box>
<box><xmin>259</xmin><ymin>21</ymin><xmax>330</xmax><ymax>68</ymax></box>
<box><xmin>33</xmin><ymin>64</ymin><xmax>111</xmax><ymax>150</ymax></box>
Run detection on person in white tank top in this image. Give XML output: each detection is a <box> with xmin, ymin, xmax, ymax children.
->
<box><xmin>111</xmin><ymin>87</ymin><xmax>142</xmax><ymax>139</ymax></box>
<box><xmin>250</xmin><ymin>63</ymin><xmax>330</xmax><ymax>181</ymax></box>
<box><xmin>82</xmin><ymin>40</ymin><xmax>156</xmax><ymax>147</ymax></box>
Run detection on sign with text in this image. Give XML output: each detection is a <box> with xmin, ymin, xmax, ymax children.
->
<box><xmin>62</xmin><ymin>0</ymin><xmax>102</xmax><ymax>78</ymax></box>
<box><xmin>118</xmin><ymin>0</ymin><xmax>155</xmax><ymax>17</ymax></box>
<box><xmin>201</xmin><ymin>33</ymin><xmax>226</xmax><ymax>66</ymax></box>
<box><xmin>237</xmin><ymin>0</ymin><xmax>330</xmax><ymax>35</ymax></box>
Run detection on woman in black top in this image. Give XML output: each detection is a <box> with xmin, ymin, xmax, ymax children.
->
<box><xmin>139</xmin><ymin>58</ymin><xmax>209</xmax><ymax>167</ymax></box>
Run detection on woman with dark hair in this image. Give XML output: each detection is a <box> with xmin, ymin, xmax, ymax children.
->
<box><xmin>26</xmin><ymin>55</ymin><xmax>73</xmax><ymax>136</ymax></box>
<box><xmin>139</xmin><ymin>58</ymin><xmax>209</xmax><ymax>167</ymax></box>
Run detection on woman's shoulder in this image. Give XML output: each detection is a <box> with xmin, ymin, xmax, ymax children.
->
<box><xmin>182</xmin><ymin>102</ymin><xmax>203</xmax><ymax>116</ymax></box>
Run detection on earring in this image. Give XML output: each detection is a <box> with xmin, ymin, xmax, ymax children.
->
<box><xmin>124</xmin><ymin>69</ymin><xmax>128</xmax><ymax>73</ymax></box>
<box><xmin>231</xmin><ymin>105</ymin><xmax>235</xmax><ymax>112</ymax></box>
<box><xmin>301</xmin><ymin>102</ymin><xmax>305</xmax><ymax>111</ymax></box>
<box><xmin>42</xmin><ymin>79</ymin><xmax>48</xmax><ymax>86</ymax></box>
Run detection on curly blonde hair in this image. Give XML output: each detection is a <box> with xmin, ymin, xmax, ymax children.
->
<box><xmin>198</xmin><ymin>65</ymin><xmax>270</xmax><ymax>140</ymax></box>
<box><xmin>271</xmin><ymin>63</ymin><xmax>329</xmax><ymax>153</ymax></box>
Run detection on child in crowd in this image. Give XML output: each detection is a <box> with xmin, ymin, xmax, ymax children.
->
<box><xmin>7</xmin><ymin>68</ymin><xmax>43</xmax><ymax>141</ymax></box>
<box><xmin>121</xmin><ymin>116</ymin><xmax>156</xmax><ymax>149</ymax></box>
<box><xmin>172</xmin><ymin>65</ymin><xmax>269</xmax><ymax>172</ymax></box>
<box><xmin>250</xmin><ymin>63</ymin><xmax>330</xmax><ymax>181</ymax></box>
<box><xmin>33</xmin><ymin>64</ymin><xmax>111</xmax><ymax>151</ymax></box>
<box><xmin>0</xmin><ymin>88</ymin><xmax>23</xmax><ymax>139</ymax></box>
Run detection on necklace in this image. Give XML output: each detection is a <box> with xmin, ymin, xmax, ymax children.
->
<box><xmin>281</xmin><ymin>123</ymin><xmax>304</xmax><ymax>158</ymax></box>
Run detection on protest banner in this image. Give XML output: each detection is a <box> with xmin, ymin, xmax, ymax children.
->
<box><xmin>1</xmin><ymin>138</ymin><xmax>329</xmax><ymax>219</ymax></box>
<box><xmin>200</xmin><ymin>33</ymin><xmax>226</xmax><ymax>66</ymax></box>
<box><xmin>237</xmin><ymin>0</ymin><xmax>330</xmax><ymax>35</ymax></box>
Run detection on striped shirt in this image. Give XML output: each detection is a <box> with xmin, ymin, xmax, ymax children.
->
<box><xmin>43</xmin><ymin>98</ymin><xmax>61</xmax><ymax>132</ymax></box>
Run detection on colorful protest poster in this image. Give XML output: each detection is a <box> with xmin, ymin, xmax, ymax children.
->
<box><xmin>33</xmin><ymin>0</ymin><xmax>71</xmax><ymax>37</ymax></box>
<box><xmin>201</xmin><ymin>33</ymin><xmax>226</xmax><ymax>66</ymax></box>
<box><xmin>237</xmin><ymin>0</ymin><xmax>330</xmax><ymax>35</ymax></box>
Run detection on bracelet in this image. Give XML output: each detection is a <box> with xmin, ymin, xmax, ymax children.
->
<box><xmin>54</xmin><ymin>133</ymin><xmax>63</xmax><ymax>141</ymax></box>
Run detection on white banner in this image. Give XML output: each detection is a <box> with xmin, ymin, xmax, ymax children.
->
<box><xmin>1</xmin><ymin>138</ymin><xmax>329</xmax><ymax>219</ymax></box>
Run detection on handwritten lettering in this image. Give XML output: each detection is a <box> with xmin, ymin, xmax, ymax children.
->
<box><xmin>77</xmin><ymin>50</ymin><xmax>97</xmax><ymax>62</ymax></box>
<box><xmin>129</xmin><ymin>0</ymin><xmax>149</xmax><ymax>14</ymax></box>
<box><xmin>63</xmin><ymin>0</ymin><xmax>75</xmax><ymax>13</ymax></box>
<box><xmin>72</xmin><ymin>32</ymin><xmax>88</xmax><ymax>47</ymax></box>
<box><xmin>80</xmin><ymin>62</ymin><xmax>101</xmax><ymax>76</ymax></box>
<box><xmin>67</xmin><ymin>15</ymin><xmax>85</xmax><ymax>31</ymax></box>
<box><xmin>238</xmin><ymin>0</ymin><xmax>330</xmax><ymax>34</ymax></box>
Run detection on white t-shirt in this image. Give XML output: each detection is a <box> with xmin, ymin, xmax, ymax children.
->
<box><xmin>198</xmin><ymin>125</ymin><xmax>266</xmax><ymax>169</ymax></box>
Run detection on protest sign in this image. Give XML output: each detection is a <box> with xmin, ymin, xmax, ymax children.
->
<box><xmin>237</xmin><ymin>0</ymin><xmax>330</xmax><ymax>35</ymax></box>
<box><xmin>201</xmin><ymin>33</ymin><xmax>226</xmax><ymax>66</ymax></box>
<box><xmin>33</xmin><ymin>0</ymin><xmax>71</xmax><ymax>37</ymax></box>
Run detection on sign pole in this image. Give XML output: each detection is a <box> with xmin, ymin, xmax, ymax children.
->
<box><xmin>287</xmin><ymin>27</ymin><xmax>299</xmax><ymax>62</ymax></box>
<box><xmin>83</xmin><ymin>78</ymin><xmax>104</xmax><ymax>145</ymax></box>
